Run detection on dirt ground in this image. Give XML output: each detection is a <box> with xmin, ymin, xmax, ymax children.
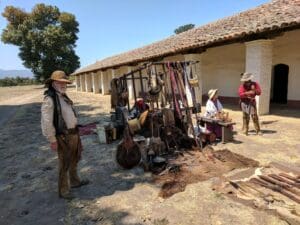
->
<box><xmin>0</xmin><ymin>85</ymin><xmax>299</xmax><ymax>225</ymax></box>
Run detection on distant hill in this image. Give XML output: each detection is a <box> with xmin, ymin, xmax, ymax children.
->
<box><xmin>0</xmin><ymin>69</ymin><xmax>34</xmax><ymax>79</ymax></box>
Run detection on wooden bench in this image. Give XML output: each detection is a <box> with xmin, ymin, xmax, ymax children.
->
<box><xmin>197</xmin><ymin>116</ymin><xmax>236</xmax><ymax>143</ymax></box>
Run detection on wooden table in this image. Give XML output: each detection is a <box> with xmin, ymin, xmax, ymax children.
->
<box><xmin>197</xmin><ymin>116</ymin><xmax>236</xmax><ymax>143</ymax></box>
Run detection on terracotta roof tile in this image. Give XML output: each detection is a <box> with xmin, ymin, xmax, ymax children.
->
<box><xmin>73</xmin><ymin>0</ymin><xmax>300</xmax><ymax>75</ymax></box>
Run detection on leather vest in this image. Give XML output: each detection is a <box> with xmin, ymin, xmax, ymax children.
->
<box><xmin>44</xmin><ymin>87</ymin><xmax>75</xmax><ymax>135</ymax></box>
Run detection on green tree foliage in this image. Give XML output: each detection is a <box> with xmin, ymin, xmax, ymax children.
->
<box><xmin>0</xmin><ymin>77</ymin><xmax>40</xmax><ymax>87</ymax></box>
<box><xmin>174</xmin><ymin>24</ymin><xmax>195</xmax><ymax>34</ymax></box>
<box><xmin>1</xmin><ymin>4</ymin><xmax>80</xmax><ymax>81</ymax></box>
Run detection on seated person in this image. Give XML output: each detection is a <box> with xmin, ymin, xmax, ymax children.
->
<box><xmin>204</xmin><ymin>89</ymin><xmax>223</xmax><ymax>138</ymax></box>
<box><xmin>204</xmin><ymin>89</ymin><xmax>223</xmax><ymax>117</ymax></box>
<box><xmin>128</xmin><ymin>98</ymin><xmax>148</xmax><ymax>119</ymax></box>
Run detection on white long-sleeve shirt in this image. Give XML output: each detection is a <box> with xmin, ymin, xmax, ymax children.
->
<box><xmin>204</xmin><ymin>99</ymin><xmax>223</xmax><ymax>117</ymax></box>
<box><xmin>41</xmin><ymin>94</ymin><xmax>77</xmax><ymax>143</ymax></box>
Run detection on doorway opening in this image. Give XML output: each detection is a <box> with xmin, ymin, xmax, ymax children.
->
<box><xmin>272</xmin><ymin>64</ymin><xmax>289</xmax><ymax>104</ymax></box>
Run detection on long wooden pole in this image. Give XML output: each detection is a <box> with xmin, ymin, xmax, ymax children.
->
<box><xmin>120</xmin><ymin>61</ymin><xmax>198</xmax><ymax>78</ymax></box>
<box><xmin>138</xmin><ymin>70</ymin><xmax>144</xmax><ymax>96</ymax></box>
<box><xmin>250</xmin><ymin>178</ymin><xmax>300</xmax><ymax>203</ymax></box>
<box><xmin>131</xmin><ymin>72</ymin><xmax>137</xmax><ymax>102</ymax></box>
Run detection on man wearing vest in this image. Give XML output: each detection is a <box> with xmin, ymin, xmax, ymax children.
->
<box><xmin>238</xmin><ymin>72</ymin><xmax>262</xmax><ymax>136</ymax></box>
<box><xmin>41</xmin><ymin>70</ymin><xmax>89</xmax><ymax>200</ymax></box>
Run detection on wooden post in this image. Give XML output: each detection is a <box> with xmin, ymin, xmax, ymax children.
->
<box><xmin>131</xmin><ymin>72</ymin><xmax>137</xmax><ymax>102</ymax></box>
<box><xmin>138</xmin><ymin>70</ymin><xmax>144</xmax><ymax>96</ymax></box>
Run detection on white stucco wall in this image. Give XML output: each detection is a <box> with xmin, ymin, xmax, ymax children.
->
<box><xmin>273</xmin><ymin>29</ymin><xmax>300</xmax><ymax>101</ymax></box>
<box><xmin>102</xmin><ymin>70</ymin><xmax>111</xmax><ymax>94</ymax></box>
<box><xmin>200</xmin><ymin>29</ymin><xmax>300</xmax><ymax>102</ymax></box>
<box><xmin>76</xmin><ymin>29</ymin><xmax>300</xmax><ymax>106</ymax></box>
<box><xmin>245</xmin><ymin>40</ymin><xmax>273</xmax><ymax>115</ymax></box>
<box><xmin>202</xmin><ymin>43</ymin><xmax>245</xmax><ymax>97</ymax></box>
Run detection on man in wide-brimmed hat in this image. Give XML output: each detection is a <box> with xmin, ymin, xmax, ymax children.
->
<box><xmin>238</xmin><ymin>72</ymin><xmax>262</xmax><ymax>135</ymax></box>
<box><xmin>41</xmin><ymin>70</ymin><xmax>89</xmax><ymax>199</ymax></box>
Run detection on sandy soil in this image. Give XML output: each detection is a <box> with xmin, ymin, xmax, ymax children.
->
<box><xmin>0</xmin><ymin>85</ymin><xmax>299</xmax><ymax>225</ymax></box>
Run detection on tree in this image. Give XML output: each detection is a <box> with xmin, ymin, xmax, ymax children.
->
<box><xmin>174</xmin><ymin>24</ymin><xmax>195</xmax><ymax>35</ymax></box>
<box><xmin>1</xmin><ymin>4</ymin><xmax>80</xmax><ymax>81</ymax></box>
<box><xmin>0</xmin><ymin>77</ymin><xmax>38</xmax><ymax>87</ymax></box>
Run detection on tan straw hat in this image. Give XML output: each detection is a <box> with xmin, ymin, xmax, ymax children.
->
<box><xmin>45</xmin><ymin>70</ymin><xmax>72</xmax><ymax>84</ymax></box>
<box><xmin>240</xmin><ymin>72</ymin><xmax>254</xmax><ymax>82</ymax></box>
<box><xmin>208</xmin><ymin>89</ymin><xmax>218</xmax><ymax>100</ymax></box>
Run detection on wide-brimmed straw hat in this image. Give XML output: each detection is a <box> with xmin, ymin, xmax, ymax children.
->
<box><xmin>208</xmin><ymin>89</ymin><xmax>218</xmax><ymax>100</ymax></box>
<box><xmin>240</xmin><ymin>72</ymin><xmax>254</xmax><ymax>82</ymax></box>
<box><xmin>45</xmin><ymin>70</ymin><xmax>72</xmax><ymax>84</ymax></box>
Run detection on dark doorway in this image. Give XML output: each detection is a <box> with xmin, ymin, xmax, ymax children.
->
<box><xmin>272</xmin><ymin>64</ymin><xmax>289</xmax><ymax>104</ymax></box>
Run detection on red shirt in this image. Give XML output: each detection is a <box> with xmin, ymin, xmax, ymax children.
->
<box><xmin>238</xmin><ymin>82</ymin><xmax>261</xmax><ymax>103</ymax></box>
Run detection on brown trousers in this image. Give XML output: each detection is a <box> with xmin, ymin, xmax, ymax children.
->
<box><xmin>56</xmin><ymin>131</ymin><xmax>82</xmax><ymax>196</ymax></box>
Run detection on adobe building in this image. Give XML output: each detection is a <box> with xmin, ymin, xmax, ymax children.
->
<box><xmin>72</xmin><ymin>0</ymin><xmax>300</xmax><ymax>115</ymax></box>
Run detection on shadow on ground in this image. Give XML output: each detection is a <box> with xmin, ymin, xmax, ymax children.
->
<box><xmin>0</xmin><ymin>101</ymin><xmax>148</xmax><ymax>225</ymax></box>
<box><xmin>222</xmin><ymin>103</ymin><xmax>300</xmax><ymax>119</ymax></box>
<box><xmin>270</xmin><ymin>106</ymin><xmax>300</xmax><ymax>118</ymax></box>
<box><xmin>1</xmin><ymin>99</ymin><xmax>298</xmax><ymax>224</ymax></box>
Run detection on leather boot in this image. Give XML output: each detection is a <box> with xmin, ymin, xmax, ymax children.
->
<box><xmin>242</xmin><ymin>120</ymin><xmax>245</xmax><ymax>133</ymax></box>
<box><xmin>71</xmin><ymin>179</ymin><xmax>90</xmax><ymax>188</ymax></box>
<box><xmin>59</xmin><ymin>192</ymin><xmax>75</xmax><ymax>200</ymax></box>
<box><xmin>243</xmin><ymin>113</ymin><xmax>249</xmax><ymax>136</ymax></box>
<box><xmin>252</xmin><ymin>114</ymin><xmax>262</xmax><ymax>135</ymax></box>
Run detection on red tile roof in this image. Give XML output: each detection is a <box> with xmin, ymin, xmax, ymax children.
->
<box><xmin>73</xmin><ymin>0</ymin><xmax>300</xmax><ymax>75</ymax></box>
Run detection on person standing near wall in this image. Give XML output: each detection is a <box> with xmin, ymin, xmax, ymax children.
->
<box><xmin>41</xmin><ymin>70</ymin><xmax>89</xmax><ymax>200</ymax></box>
<box><xmin>238</xmin><ymin>72</ymin><xmax>262</xmax><ymax>136</ymax></box>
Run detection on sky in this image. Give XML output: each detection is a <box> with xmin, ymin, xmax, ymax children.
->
<box><xmin>0</xmin><ymin>0</ymin><xmax>269</xmax><ymax>71</ymax></box>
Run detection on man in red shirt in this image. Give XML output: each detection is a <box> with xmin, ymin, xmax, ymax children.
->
<box><xmin>238</xmin><ymin>72</ymin><xmax>262</xmax><ymax>135</ymax></box>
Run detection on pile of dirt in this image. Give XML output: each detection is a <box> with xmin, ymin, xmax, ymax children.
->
<box><xmin>153</xmin><ymin>146</ymin><xmax>259</xmax><ymax>198</ymax></box>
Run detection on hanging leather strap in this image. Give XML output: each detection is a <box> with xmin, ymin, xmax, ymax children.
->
<box><xmin>175</xmin><ymin>63</ymin><xmax>188</xmax><ymax>107</ymax></box>
<box><xmin>187</xmin><ymin>63</ymin><xmax>198</xmax><ymax>108</ymax></box>
<box><xmin>183</xmin><ymin>63</ymin><xmax>194</xmax><ymax>107</ymax></box>
<box><xmin>168</xmin><ymin>62</ymin><xmax>182</xmax><ymax>119</ymax></box>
